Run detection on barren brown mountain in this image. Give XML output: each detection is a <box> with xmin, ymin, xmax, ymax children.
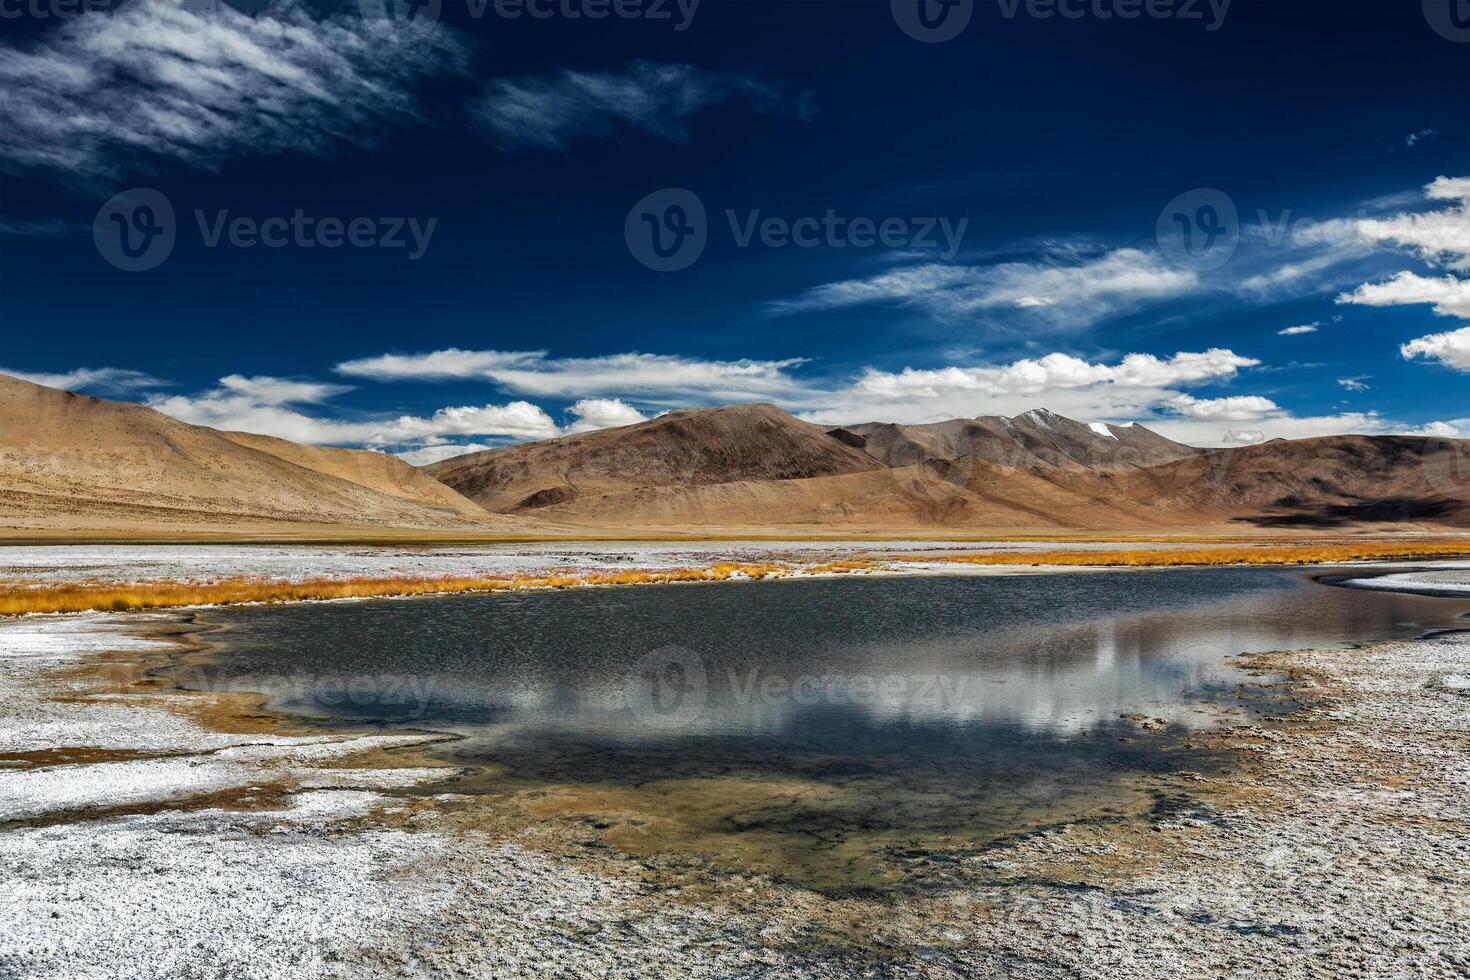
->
<box><xmin>0</xmin><ymin>373</ymin><xmax>502</xmax><ymax>535</ymax></box>
<box><xmin>427</xmin><ymin>402</ymin><xmax>1470</xmax><ymax>531</ymax></box>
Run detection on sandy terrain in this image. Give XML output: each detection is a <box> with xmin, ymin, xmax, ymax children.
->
<box><xmin>0</xmin><ymin>567</ymin><xmax>1466</xmax><ymax>977</ymax></box>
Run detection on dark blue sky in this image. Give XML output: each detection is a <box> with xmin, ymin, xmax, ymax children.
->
<box><xmin>1</xmin><ymin>0</ymin><xmax>1467</xmax><ymax>460</ymax></box>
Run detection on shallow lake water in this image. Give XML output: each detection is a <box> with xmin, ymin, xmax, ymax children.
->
<box><xmin>174</xmin><ymin>566</ymin><xmax>1469</xmax><ymax>891</ymax></box>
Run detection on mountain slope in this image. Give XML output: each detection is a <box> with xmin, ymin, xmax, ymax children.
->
<box><xmin>842</xmin><ymin>408</ymin><xmax>1201</xmax><ymax>470</ymax></box>
<box><xmin>424</xmin><ymin>402</ymin><xmax>1470</xmax><ymax>530</ymax></box>
<box><xmin>426</xmin><ymin>403</ymin><xmax>884</xmax><ymax>513</ymax></box>
<box><xmin>0</xmin><ymin>373</ymin><xmax>504</xmax><ymax>533</ymax></box>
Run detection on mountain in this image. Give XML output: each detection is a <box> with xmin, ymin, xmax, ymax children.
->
<box><xmin>838</xmin><ymin>408</ymin><xmax>1201</xmax><ymax>470</ymax></box>
<box><xmin>425</xmin><ymin>403</ymin><xmax>884</xmax><ymax>514</ymax></box>
<box><xmin>0</xmin><ymin>373</ymin><xmax>504</xmax><ymax>535</ymax></box>
<box><xmin>426</xmin><ymin>403</ymin><xmax>1470</xmax><ymax>531</ymax></box>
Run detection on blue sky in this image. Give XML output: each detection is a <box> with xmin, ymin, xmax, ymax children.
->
<box><xmin>1</xmin><ymin>0</ymin><xmax>1467</xmax><ymax>463</ymax></box>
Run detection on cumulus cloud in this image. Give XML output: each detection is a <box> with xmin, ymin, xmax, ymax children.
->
<box><xmin>848</xmin><ymin>350</ymin><xmax>1257</xmax><ymax>401</ymax></box>
<box><xmin>1277</xmin><ymin>323</ymin><xmax>1318</xmax><ymax>336</ymax></box>
<box><xmin>1336</xmin><ymin>271</ymin><xmax>1470</xmax><ymax>319</ymax></box>
<box><xmin>1401</xmin><ymin>325</ymin><xmax>1470</xmax><ymax>372</ymax></box>
<box><xmin>1</xmin><ymin>365</ymin><xmax>164</xmax><ymax>394</ymax></box>
<box><xmin>394</xmin><ymin>443</ymin><xmax>497</xmax><ymax>467</ymax></box>
<box><xmin>768</xmin><ymin>249</ymin><xmax>1199</xmax><ymax>328</ymax></box>
<box><xmin>1221</xmin><ymin>430</ymin><xmax>1266</xmax><ymax>445</ymax></box>
<box><xmin>0</xmin><ymin>0</ymin><xmax>469</xmax><ymax>181</ymax></box>
<box><xmin>337</xmin><ymin>349</ymin><xmax>812</xmax><ymax>405</ymax></box>
<box><xmin>1166</xmin><ymin>394</ymin><xmax>1281</xmax><ymax>422</ymax></box>
<box><xmin>566</xmin><ymin>398</ymin><xmax>648</xmax><ymax>433</ymax></box>
<box><xmin>469</xmin><ymin>61</ymin><xmax>810</xmax><ymax>150</ymax></box>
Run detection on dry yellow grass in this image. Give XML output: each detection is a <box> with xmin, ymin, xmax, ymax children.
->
<box><xmin>3</xmin><ymin>541</ymin><xmax>1465</xmax><ymax>616</ymax></box>
<box><xmin>0</xmin><ymin>563</ymin><xmax>794</xmax><ymax>616</ymax></box>
<box><xmin>907</xmin><ymin>541</ymin><xmax>1470</xmax><ymax>568</ymax></box>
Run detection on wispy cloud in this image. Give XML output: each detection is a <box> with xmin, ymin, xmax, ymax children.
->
<box><xmin>768</xmin><ymin>248</ymin><xmax>1199</xmax><ymax>329</ymax></box>
<box><xmin>1</xmin><ymin>365</ymin><xmax>164</xmax><ymax>394</ymax></box>
<box><xmin>468</xmin><ymin>61</ymin><xmax>811</xmax><ymax>150</ymax></box>
<box><xmin>1277</xmin><ymin>323</ymin><xmax>1318</xmax><ymax>336</ymax></box>
<box><xmin>1336</xmin><ymin>376</ymin><xmax>1371</xmax><ymax>392</ymax></box>
<box><xmin>336</xmin><ymin>349</ymin><xmax>813</xmax><ymax>405</ymax></box>
<box><xmin>147</xmin><ymin>375</ymin><xmax>653</xmax><ymax>451</ymax></box>
<box><xmin>0</xmin><ymin>0</ymin><xmax>469</xmax><ymax>181</ymax></box>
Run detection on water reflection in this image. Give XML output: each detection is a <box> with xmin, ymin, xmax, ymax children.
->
<box><xmin>175</xmin><ymin>566</ymin><xmax>1468</xmax><ymax>889</ymax></box>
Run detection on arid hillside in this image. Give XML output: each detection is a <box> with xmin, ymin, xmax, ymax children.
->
<box><xmin>426</xmin><ymin>403</ymin><xmax>1470</xmax><ymax>531</ymax></box>
<box><xmin>0</xmin><ymin>373</ymin><xmax>506</xmax><ymax>535</ymax></box>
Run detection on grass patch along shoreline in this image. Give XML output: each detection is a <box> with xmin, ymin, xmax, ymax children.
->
<box><xmin>2</xmin><ymin>540</ymin><xmax>1468</xmax><ymax>616</ymax></box>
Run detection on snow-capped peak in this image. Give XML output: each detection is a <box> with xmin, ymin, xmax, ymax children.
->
<box><xmin>1088</xmin><ymin>422</ymin><xmax>1118</xmax><ymax>440</ymax></box>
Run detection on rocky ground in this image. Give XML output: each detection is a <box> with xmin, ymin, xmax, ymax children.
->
<box><xmin>0</xmin><ymin>598</ymin><xmax>1467</xmax><ymax>977</ymax></box>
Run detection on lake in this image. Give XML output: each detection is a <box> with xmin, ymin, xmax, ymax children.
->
<box><xmin>171</xmin><ymin>565</ymin><xmax>1468</xmax><ymax>891</ymax></box>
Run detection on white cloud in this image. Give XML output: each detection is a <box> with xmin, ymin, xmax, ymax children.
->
<box><xmin>1337</xmin><ymin>175</ymin><xmax>1470</xmax><ymax>272</ymax></box>
<box><xmin>768</xmin><ymin>249</ymin><xmax>1199</xmax><ymax>328</ymax></box>
<box><xmin>0</xmin><ymin>0</ymin><xmax>468</xmax><ymax>180</ymax></box>
<box><xmin>1404</xmin><ymin>129</ymin><xmax>1437</xmax><ymax>148</ymax></box>
<box><xmin>1404</xmin><ymin>420</ymin><xmax>1466</xmax><ymax>438</ymax></box>
<box><xmin>566</xmin><ymin>398</ymin><xmax>648</xmax><ymax>433</ymax></box>
<box><xmin>337</xmin><ymin>349</ymin><xmax>813</xmax><ymax>405</ymax></box>
<box><xmin>469</xmin><ymin>61</ymin><xmax>809</xmax><ymax>150</ymax></box>
<box><xmin>1277</xmin><ymin>323</ymin><xmax>1318</xmax><ymax>336</ymax></box>
<box><xmin>1336</xmin><ymin>377</ymin><xmax>1371</xmax><ymax>392</ymax></box>
<box><xmin>1401</xmin><ymin>325</ymin><xmax>1470</xmax><ymax>372</ymax></box>
<box><xmin>1</xmin><ymin>365</ymin><xmax>163</xmax><ymax>394</ymax></box>
<box><xmin>394</xmin><ymin>444</ymin><xmax>497</xmax><ymax>467</ymax></box>
<box><xmin>1167</xmin><ymin>394</ymin><xmax>1280</xmax><ymax>422</ymax></box>
<box><xmin>1336</xmin><ymin>271</ymin><xmax>1470</xmax><ymax>318</ymax></box>
<box><xmin>148</xmin><ymin>376</ymin><xmax>561</xmax><ymax>446</ymax></box>
<box><xmin>1221</xmin><ymin>430</ymin><xmax>1266</xmax><ymax>445</ymax></box>
<box><xmin>334</xmin><ymin>349</ymin><xmax>547</xmax><ymax>381</ymax></box>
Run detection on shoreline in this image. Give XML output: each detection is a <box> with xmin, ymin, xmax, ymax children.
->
<box><xmin>4</xmin><ymin>540</ymin><xmax>1469</xmax><ymax>617</ymax></box>
<box><xmin>2</xmin><ymin>570</ymin><xmax>1468</xmax><ymax>975</ymax></box>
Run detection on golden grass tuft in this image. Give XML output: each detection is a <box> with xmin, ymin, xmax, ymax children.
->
<box><xmin>0</xmin><ymin>562</ymin><xmax>806</xmax><ymax>616</ymax></box>
<box><xmin>3</xmin><ymin>541</ymin><xmax>1466</xmax><ymax>617</ymax></box>
<box><xmin>905</xmin><ymin>541</ymin><xmax>1470</xmax><ymax>568</ymax></box>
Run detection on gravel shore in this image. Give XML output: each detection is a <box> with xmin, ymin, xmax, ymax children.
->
<box><xmin>1</xmin><ymin>608</ymin><xmax>1466</xmax><ymax>977</ymax></box>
